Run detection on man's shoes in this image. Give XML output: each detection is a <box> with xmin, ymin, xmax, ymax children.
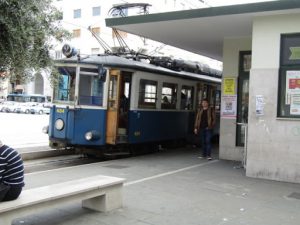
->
<box><xmin>207</xmin><ymin>156</ymin><xmax>212</xmax><ymax>160</ymax></box>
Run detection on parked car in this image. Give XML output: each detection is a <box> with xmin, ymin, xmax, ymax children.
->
<box><xmin>32</xmin><ymin>105</ymin><xmax>50</xmax><ymax>114</ymax></box>
<box><xmin>14</xmin><ymin>103</ymin><xmax>36</xmax><ymax>114</ymax></box>
<box><xmin>0</xmin><ymin>101</ymin><xmax>16</xmax><ymax>113</ymax></box>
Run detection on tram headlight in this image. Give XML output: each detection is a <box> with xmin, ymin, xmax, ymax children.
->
<box><xmin>85</xmin><ymin>130</ymin><xmax>100</xmax><ymax>141</ymax></box>
<box><xmin>55</xmin><ymin>119</ymin><xmax>64</xmax><ymax>131</ymax></box>
<box><xmin>62</xmin><ymin>44</ymin><xmax>77</xmax><ymax>58</ymax></box>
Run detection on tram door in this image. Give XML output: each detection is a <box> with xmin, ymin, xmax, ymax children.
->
<box><xmin>106</xmin><ymin>70</ymin><xmax>121</xmax><ymax>144</ymax></box>
<box><xmin>106</xmin><ymin>70</ymin><xmax>131</xmax><ymax>144</ymax></box>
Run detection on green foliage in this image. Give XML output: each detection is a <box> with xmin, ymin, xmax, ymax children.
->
<box><xmin>0</xmin><ymin>0</ymin><xmax>70</xmax><ymax>82</ymax></box>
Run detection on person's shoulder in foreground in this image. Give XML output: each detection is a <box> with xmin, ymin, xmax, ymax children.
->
<box><xmin>0</xmin><ymin>140</ymin><xmax>25</xmax><ymax>187</ymax></box>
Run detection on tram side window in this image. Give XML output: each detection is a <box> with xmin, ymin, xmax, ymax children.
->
<box><xmin>30</xmin><ymin>96</ymin><xmax>46</xmax><ymax>103</ymax></box>
<box><xmin>108</xmin><ymin>75</ymin><xmax>118</xmax><ymax>109</ymax></box>
<box><xmin>79</xmin><ymin>73</ymin><xmax>104</xmax><ymax>106</ymax></box>
<box><xmin>6</xmin><ymin>94</ymin><xmax>46</xmax><ymax>103</ymax></box>
<box><xmin>7</xmin><ymin>95</ymin><xmax>23</xmax><ymax>102</ymax></box>
<box><xmin>6</xmin><ymin>95</ymin><xmax>14</xmax><ymax>101</ymax></box>
<box><xmin>215</xmin><ymin>89</ymin><xmax>221</xmax><ymax>113</ymax></box>
<box><xmin>23</xmin><ymin>96</ymin><xmax>31</xmax><ymax>102</ymax></box>
<box><xmin>180</xmin><ymin>85</ymin><xmax>194</xmax><ymax>110</ymax></box>
<box><xmin>161</xmin><ymin>82</ymin><xmax>177</xmax><ymax>110</ymax></box>
<box><xmin>15</xmin><ymin>96</ymin><xmax>25</xmax><ymax>102</ymax></box>
<box><xmin>54</xmin><ymin>67</ymin><xmax>76</xmax><ymax>103</ymax></box>
<box><xmin>138</xmin><ymin>79</ymin><xmax>157</xmax><ymax>109</ymax></box>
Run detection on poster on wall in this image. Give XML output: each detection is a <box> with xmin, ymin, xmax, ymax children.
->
<box><xmin>255</xmin><ymin>95</ymin><xmax>264</xmax><ymax>116</ymax></box>
<box><xmin>286</xmin><ymin>71</ymin><xmax>300</xmax><ymax>104</ymax></box>
<box><xmin>290</xmin><ymin>93</ymin><xmax>300</xmax><ymax>115</ymax></box>
<box><xmin>221</xmin><ymin>95</ymin><xmax>237</xmax><ymax>119</ymax></box>
<box><xmin>223</xmin><ymin>78</ymin><xmax>236</xmax><ymax>95</ymax></box>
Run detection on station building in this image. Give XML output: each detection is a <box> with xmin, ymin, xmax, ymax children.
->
<box><xmin>106</xmin><ymin>0</ymin><xmax>300</xmax><ymax>183</ymax></box>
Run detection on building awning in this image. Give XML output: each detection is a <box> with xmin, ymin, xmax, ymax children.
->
<box><xmin>106</xmin><ymin>0</ymin><xmax>300</xmax><ymax>61</ymax></box>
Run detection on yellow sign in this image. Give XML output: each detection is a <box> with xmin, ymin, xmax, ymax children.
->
<box><xmin>223</xmin><ymin>78</ymin><xmax>236</xmax><ymax>95</ymax></box>
<box><xmin>290</xmin><ymin>47</ymin><xmax>300</xmax><ymax>60</ymax></box>
<box><xmin>56</xmin><ymin>108</ymin><xmax>65</xmax><ymax>113</ymax></box>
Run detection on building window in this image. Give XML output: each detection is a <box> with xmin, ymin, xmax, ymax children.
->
<box><xmin>73</xmin><ymin>29</ymin><xmax>81</xmax><ymax>38</ymax></box>
<box><xmin>91</xmin><ymin>27</ymin><xmax>100</xmax><ymax>36</ymax></box>
<box><xmin>73</xmin><ymin>9</ymin><xmax>81</xmax><ymax>18</ymax></box>
<box><xmin>278</xmin><ymin>33</ymin><xmax>300</xmax><ymax>118</ymax></box>
<box><xmin>91</xmin><ymin>48</ymin><xmax>100</xmax><ymax>54</ymax></box>
<box><xmin>138</xmin><ymin>79</ymin><xmax>157</xmax><ymax>109</ymax></box>
<box><xmin>161</xmin><ymin>82</ymin><xmax>177</xmax><ymax>109</ymax></box>
<box><xmin>92</xmin><ymin>6</ymin><xmax>101</xmax><ymax>16</ymax></box>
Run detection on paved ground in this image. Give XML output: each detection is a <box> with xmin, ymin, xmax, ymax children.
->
<box><xmin>11</xmin><ymin>147</ymin><xmax>300</xmax><ymax>225</ymax></box>
<box><xmin>0</xmin><ymin>113</ymin><xmax>49</xmax><ymax>149</ymax></box>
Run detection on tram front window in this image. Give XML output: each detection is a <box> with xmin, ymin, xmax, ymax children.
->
<box><xmin>54</xmin><ymin>67</ymin><xmax>76</xmax><ymax>104</ymax></box>
<box><xmin>78</xmin><ymin>67</ymin><xmax>104</xmax><ymax>106</ymax></box>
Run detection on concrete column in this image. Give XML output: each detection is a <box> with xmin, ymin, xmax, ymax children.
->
<box><xmin>219</xmin><ymin>37</ymin><xmax>252</xmax><ymax>161</ymax></box>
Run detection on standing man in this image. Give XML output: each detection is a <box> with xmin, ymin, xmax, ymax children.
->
<box><xmin>0</xmin><ymin>140</ymin><xmax>25</xmax><ymax>202</ymax></box>
<box><xmin>194</xmin><ymin>99</ymin><xmax>216</xmax><ymax>160</ymax></box>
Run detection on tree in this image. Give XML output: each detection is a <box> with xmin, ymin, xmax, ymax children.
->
<box><xmin>0</xmin><ymin>0</ymin><xmax>69</xmax><ymax>82</ymax></box>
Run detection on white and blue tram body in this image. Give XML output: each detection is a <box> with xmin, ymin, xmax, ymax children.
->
<box><xmin>47</xmin><ymin>54</ymin><xmax>221</xmax><ymax>150</ymax></box>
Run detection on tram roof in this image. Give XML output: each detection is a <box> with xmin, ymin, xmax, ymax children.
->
<box><xmin>56</xmin><ymin>54</ymin><xmax>221</xmax><ymax>84</ymax></box>
<box><xmin>105</xmin><ymin>0</ymin><xmax>300</xmax><ymax>61</ymax></box>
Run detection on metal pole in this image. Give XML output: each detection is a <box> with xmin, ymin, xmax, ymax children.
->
<box><xmin>243</xmin><ymin>124</ymin><xmax>248</xmax><ymax>168</ymax></box>
<box><xmin>236</xmin><ymin>123</ymin><xmax>248</xmax><ymax>169</ymax></box>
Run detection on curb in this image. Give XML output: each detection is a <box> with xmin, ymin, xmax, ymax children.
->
<box><xmin>21</xmin><ymin>149</ymin><xmax>76</xmax><ymax>161</ymax></box>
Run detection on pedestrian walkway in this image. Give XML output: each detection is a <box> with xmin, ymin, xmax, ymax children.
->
<box><xmin>16</xmin><ymin>145</ymin><xmax>52</xmax><ymax>153</ymax></box>
<box><xmin>11</xmin><ymin>147</ymin><xmax>300</xmax><ymax>225</ymax></box>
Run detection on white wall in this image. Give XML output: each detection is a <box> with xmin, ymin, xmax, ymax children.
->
<box><xmin>25</xmin><ymin>71</ymin><xmax>52</xmax><ymax>97</ymax></box>
<box><xmin>0</xmin><ymin>79</ymin><xmax>9</xmax><ymax>99</ymax></box>
<box><xmin>247</xmin><ymin>13</ymin><xmax>300</xmax><ymax>183</ymax></box>
<box><xmin>219</xmin><ymin>37</ymin><xmax>252</xmax><ymax>161</ymax></box>
<box><xmin>54</xmin><ymin>0</ymin><xmax>111</xmax><ymax>55</ymax></box>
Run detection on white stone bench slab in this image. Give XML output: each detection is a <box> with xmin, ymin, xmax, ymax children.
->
<box><xmin>0</xmin><ymin>175</ymin><xmax>125</xmax><ymax>225</ymax></box>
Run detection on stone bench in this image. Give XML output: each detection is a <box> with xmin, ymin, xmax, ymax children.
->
<box><xmin>0</xmin><ymin>175</ymin><xmax>125</xmax><ymax>225</ymax></box>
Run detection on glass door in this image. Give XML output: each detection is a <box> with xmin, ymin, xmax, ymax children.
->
<box><xmin>236</xmin><ymin>51</ymin><xmax>251</xmax><ymax>146</ymax></box>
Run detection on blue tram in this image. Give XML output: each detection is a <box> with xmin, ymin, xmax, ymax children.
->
<box><xmin>44</xmin><ymin>48</ymin><xmax>221</xmax><ymax>152</ymax></box>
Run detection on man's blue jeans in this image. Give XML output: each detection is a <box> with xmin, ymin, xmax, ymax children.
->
<box><xmin>200</xmin><ymin>128</ymin><xmax>212</xmax><ymax>157</ymax></box>
<box><xmin>0</xmin><ymin>183</ymin><xmax>22</xmax><ymax>202</ymax></box>
<box><xmin>0</xmin><ymin>183</ymin><xmax>10</xmax><ymax>201</ymax></box>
